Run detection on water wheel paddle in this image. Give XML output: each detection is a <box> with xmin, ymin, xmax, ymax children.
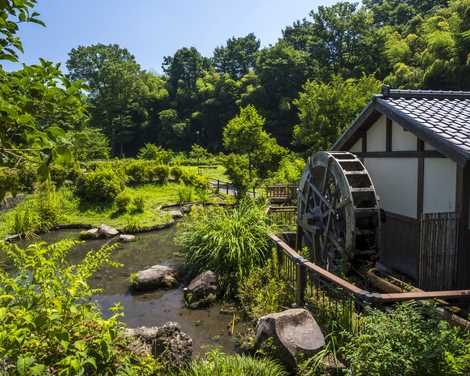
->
<box><xmin>297</xmin><ymin>151</ymin><xmax>381</xmax><ymax>273</ymax></box>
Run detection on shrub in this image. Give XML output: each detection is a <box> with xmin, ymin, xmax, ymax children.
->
<box><xmin>115</xmin><ymin>192</ymin><xmax>132</xmax><ymax>212</ymax></box>
<box><xmin>133</xmin><ymin>195</ymin><xmax>145</xmax><ymax>213</ymax></box>
<box><xmin>177</xmin><ymin>199</ymin><xmax>273</xmax><ymax>291</ymax></box>
<box><xmin>10</xmin><ymin>204</ymin><xmax>38</xmax><ymax>238</ymax></box>
<box><xmin>17</xmin><ymin>164</ymin><xmax>36</xmax><ymax>192</ymax></box>
<box><xmin>178</xmin><ymin>350</ymin><xmax>286</xmax><ymax>376</ymax></box>
<box><xmin>125</xmin><ymin>160</ymin><xmax>149</xmax><ymax>185</ymax></box>
<box><xmin>138</xmin><ymin>143</ymin><xmax>173</xmax><ymax>163</ymax></box>
<box><xmin>75</xmin><ymin>169</ymin><xmax>124</xmax><ymax>204</ymax></box>
<box><xmin>0</xmin><ymin>167</ymin><xmax>19</xmax><ymax>201</ymax></box>
<box><xmin>0</xmin><ymin>240</ymin><xmax>160</xmax><ymax>374</ymax></box>
<box><xmin>181</xmin><ymin>171</ymin><xmax>209</xmax><ymax>189</ymax></box>
<box><xmin>170</xmin><ymin>166</ymin><xmax>183</xmax><ymax>182</ymax></box>
<box><xmin>177</xmin><ymin>186</ymin><xmax>194</xmax><ymax>205</ymax></box>
<box><xmin>150</xmin><ymin>164</ymin><xmax>170</xmax><ymax>184</ymax></box>
<box><xmin>196</xmin><ymin>187</ymin><xmax>209</xmax><ymax>205</ymax></box>
<box><xmin>49</xmin><ymin>164</ymin><xmax>69</xmax><ymax>187</ymax></box>
<box><xmin>344</xmin><ymin>302</ymin><xmax>470</xmax><ymax>376</ymax></box>
<box><xmin>36</xmin><ymin>181</ymin><xmax>61</xmax><ymax>231</ymax></box>
<box><xmin>238</xmin><ymin>253</ymin><xmax>291</xmax><ymax>319</ymax></box>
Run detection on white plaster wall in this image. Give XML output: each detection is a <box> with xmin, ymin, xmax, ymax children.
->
<box><xmin>364</xmin><ymin>158</ymin><xmax>418</xmax><ymax>218</ymax></box>
<box><xmin>350</xmin><ymin>139</ymin><xmax>362</xmax><ymax>153</ymax></box>
<box><xmin>392</xmin><ymin>121</ymin><xmax>417</xmax><ymax>151</ymax></box>
<box><xmin>424</xmin><ymin>142</ymin><xmax>436</xmax><ymax>151</ymax></box>
<box><xmin>423</xmin><ymin>158</ymin><xmax>456</xmax><ymax>214</ymax></box>
<box><xmin>366</xmin><ymin>115</ymin><xmax>386</xmax><ymax>152</ymax></box>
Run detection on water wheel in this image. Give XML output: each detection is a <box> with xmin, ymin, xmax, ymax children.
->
<box><xmin>297</xmin><ymin>151</ymin><xmax>381</xmax><ymax>273</ymax></box>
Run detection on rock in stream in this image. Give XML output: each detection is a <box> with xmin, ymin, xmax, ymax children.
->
<box><xmin>131</xmin><ymin>265</ymin><xmax>178</xmax><ymax>291</ymax></box>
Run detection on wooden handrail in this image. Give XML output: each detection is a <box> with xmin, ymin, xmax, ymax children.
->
<box><xmin>269</xmin><ymin>233</ymin><xmax>470</xmax><ymax>303</ymax></box>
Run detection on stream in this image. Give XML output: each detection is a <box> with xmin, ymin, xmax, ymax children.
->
<box><xmin>16</xmin><ymin>226</ymin><xmax>239</xmax><ymax>356</ymax></box>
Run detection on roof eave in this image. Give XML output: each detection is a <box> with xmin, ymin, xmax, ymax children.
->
<box><xmin>333</xmin><ymin>96</ymin><xmax>470</xmax><ymax>165</ymax></box>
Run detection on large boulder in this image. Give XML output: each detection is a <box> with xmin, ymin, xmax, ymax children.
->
<box><xmin>125</xmin><ymin>322</ymin><xmax>192</xmax><ymax>369</ymax></box>
<box><xmin>97</xmin><ymin>224</ymin><xmax>119</xmax><ymax>238</ymax></box>
<box><xmin>131</xmin><ymin>265</ymin><xmax>178</xmax><ymax>291</ymax></box>
<box><xmin>183</xmin><ymin>271</ymin><xmax>218</xmax><ymax>309</ymax></box>
<box><xmin>79</xmin><ymin>224</ymin><xmax>119</xmax><ymax>240</ymax></box>
<box><xmin>255</xmin><ymin>308</ymin><xmax>325</xmax><ymax>369</ymax></box>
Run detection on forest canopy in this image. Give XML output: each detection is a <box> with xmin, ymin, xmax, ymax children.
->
<box><xmin>3</xmin><ymin>0</ymin><xmax>469</xmax><ymax>161</ymax></box>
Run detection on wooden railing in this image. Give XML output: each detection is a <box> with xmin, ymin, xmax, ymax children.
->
<box><xmin>268</xmin><ymin>206</ymin><xmax>297</xmax><ymax>227</ymax></box>
<box><xmin>270</xmin><ymin>233</ymin><xmax>470</xmax><ymax>333</ymax></box>
<box><xmin>266</xmin><ymin>184</ymin><xmax>298</xmax><ymax>201</ymax></box>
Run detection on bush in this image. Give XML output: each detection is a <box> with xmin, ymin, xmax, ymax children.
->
<box><xmin>36</xmin><ymin>181</ymin><xmax>61</xmax><ymax>231</ymax></box>
<box><xmin>17</xmin><ymin>164</ymin><xmax>36</xmax><ymax>192</ymax></box>
<box><xmin>10</xmin><ymin>203</ymin><xmax>38</xmax><ymax>238</ymax></box>
<box><xmin>0</xmin><ymin>167</ymin><xmax>19</xmax><ymax>201</ymax></box>
<box><xmin>150</xmin><ymin>164</ymin><xmax>170</xmax><ymax>184</ymax></box>
<box><xmin>177</xmin><ymin>186</ymin><xmax>194</xmax><ymax>205</ymax></box>
<box><xmin>75</xmin><ymin>169</ymin><xmax>124</xmax><ymax>204</ymax></box>
<box><xmin>238</xmin><ymin>253</ymin><xmax>291</xmax><ymax>319</ymax></box>
<box><xmin>177</xmin><ymin>199</ymin><xmax>273</xmax><ymax>291</ymax></box>
<box><xmin>50</xmin><ymin>164</ymin><xmax>69</xmax><ymax>187</ymax></box>
<box><xmin>178</xmin><ymin>350</ymin><xmax>286</xmax><ymax>376</ymax></box>
<box><xmin>125</xmin><ymin>160</ymin><xmax>149</xmax><ymax>185</ymax></box>
<box><xmin>115</xmin><ymin>192</ymin><xmax>132</xmax><ymax>212</ymax></box>
<box><xmin>133</xmin><ymin>195</ymin><xmax>145</xmax><ymax>213</ymax></box>
<box><xmin>138</xmin><ymin>144</ymin><xmax>173</xmax><ymax>163</ymax></box>
<box><xmin>0</xmin><ymin>240</ymin><xmax>160</xmax><ymax>374</ymax></box>
<box><xmin>344</xmin><ymin>302</ymin><xmax>470</xmax><ymax>376</ymax></box>
<box><xmin>171</xmin><ymin>166</ymin><xmax>183</xmax><ymax>182</ymax></box>
<box><xmin>181</xmin><ymin>171</ymin><xmax>209</xmax><ymax>189</ymax></box>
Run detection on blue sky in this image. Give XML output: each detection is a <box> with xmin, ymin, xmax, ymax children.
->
<box><xmin>3</xmin><ymin>0</ymin><xmax>336</xmax><ymax>73</ymax></box>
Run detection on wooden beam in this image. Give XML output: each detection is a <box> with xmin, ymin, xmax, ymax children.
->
<box><xmin>355</xmin><ymin>151</ymin><xmax>444</xmax><ymax>158</ymax></box>
<box><xmin>417</xmin><ymin>139</ymin><xmax>424</xmax><ymax>218</ymax></box>
<box><xmin>386</xmin><ymin>118</ymin><xmax>392</xmax><ymax>152</ymax></box>
<box><xmin>455</xmin><ymin>163</ymin><xmax>470</xmax><ymax>288</ymax></box>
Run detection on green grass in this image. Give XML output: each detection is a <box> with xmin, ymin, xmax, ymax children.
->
<box><xmin>0</xmin><ymin>183</ymin><xmax>203</xmax><ymax>238</ymax></box>
<box><xmin>181</xmin><ymin>165</ymin><xmax>228</xmax><ymax>182</ymax></box>
<box><xmin>176</xmin><ymin>350</ymin><xmax>287</xmax><ymax>376</ymax></box>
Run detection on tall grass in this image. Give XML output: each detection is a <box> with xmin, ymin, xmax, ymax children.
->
<box><xmin>177</xmin><ymin>198</ymin><xmax>273</xmax><ymax>289</ymax></box>
<box><xmin>177</xmin><ymin>350</ymin><xmax>287</xmax><ymax>376</ymax></box>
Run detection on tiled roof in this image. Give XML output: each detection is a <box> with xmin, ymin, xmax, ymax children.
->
<box><xmin>334</xmin><ymin>87</ymin><xmax>470</xmax><ymax>161</ymax></box>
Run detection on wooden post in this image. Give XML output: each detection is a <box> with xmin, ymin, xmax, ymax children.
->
<box><xmin>296</xmin><ymin>257</ymin><xmax>306</xmax><ymax>307</ymax></box>
<box><xmin>276</xmin><ymin>243</ymin><xmax>283</xmax><ymax>276</ymax></box>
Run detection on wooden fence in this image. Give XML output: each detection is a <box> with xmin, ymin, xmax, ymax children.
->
<box><xmin>419</xmin><ymin>212</ymin><xmax>459</xmax><ymax>290</ymax></box>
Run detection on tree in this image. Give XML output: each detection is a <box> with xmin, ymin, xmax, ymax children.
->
<box><xmin>189</xmin><ymin>144</ymin><xmax>210</xmax><ymax>165</ymax></box>
<box><xmin>213</xmin><ymin>33</ymin><xmax>260</xmax><ymax>79</ymax></box>
<box><xmin>162</xmin><ymin>47</ymin><xmax>210</xmax><ymax>95</ymax></box>
<box><xmin>224</xmin><ymin>105</ymin><xmax>285</xmax><ymax>185</ymax></box>
<box><xmin>0</xmin><ymin>60</ymin><xmax>88</xmax><ymax>172</ymax></box>
<box><xmin>363</xmin><ymin>0</ymin><xmax>448</xmax><ymax>27</ymax></box>
<box><xmin>293</xmin><ymin>75</ymin><xmax>381</xmax><ymax>155</ymax></box>
<box><xmin>66</xmin><ymin>44</ymin><xmax>153</xmax><ymax>155</ymax></box>
<box><xmin>67</xmin><ymin>128</ymin><xmax>111</xmax><ymax>161</ymax></box>
<box><xmin>282</xmin><ymin>2</ymin><xmax>385</xmax><ymax>80</ymax></box>
<box><xmin>0</xmin><ymin>0</ymin><xmax>44</xmax><ymax>62</ymax></box>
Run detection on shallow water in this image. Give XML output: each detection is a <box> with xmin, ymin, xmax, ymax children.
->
<box><xmin>15</xmin><ymin>227</ymin><xmax>238</xmax><ymax>356</ymax></box>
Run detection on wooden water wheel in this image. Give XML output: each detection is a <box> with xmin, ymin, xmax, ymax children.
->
<box><xmin>297</xmin><ymin>151</ymin><xmax>382</xmax><ymax>273</ymax></box>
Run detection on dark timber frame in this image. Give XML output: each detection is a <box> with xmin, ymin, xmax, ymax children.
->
<box><xmin>333</xmin><ymin>89</ymin><xmax>470</xmax><ymax>289</ymax></box>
